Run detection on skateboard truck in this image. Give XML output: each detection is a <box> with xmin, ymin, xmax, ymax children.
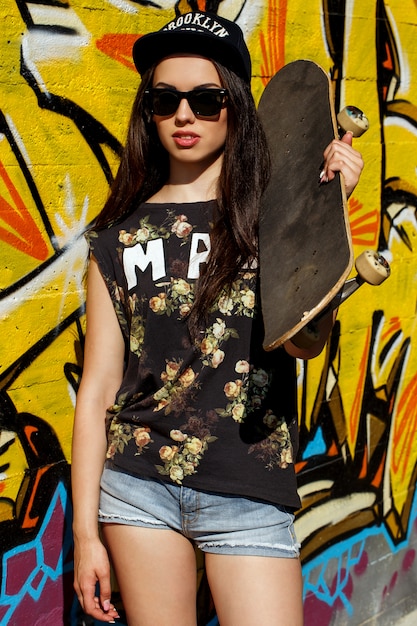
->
<box><xmin>292</xmin><ymin>250</ymin><xmax>391</xmax><ymax>349</ymax></box>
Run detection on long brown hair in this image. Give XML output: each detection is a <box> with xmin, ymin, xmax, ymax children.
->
<box><xmin>94</xmin><ymin>60</ymin><xmax>270</xmax><ymax>337</ymax></box>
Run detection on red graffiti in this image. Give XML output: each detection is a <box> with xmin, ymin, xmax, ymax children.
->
<box><xmin>96</xmin><ymin>34</ymin><xmax>141</xmax><ymax>71</ymax></box>
<box><xmin>0</xmin><ymin>161</ymin><xmax>49</xmax><ymax>260</ymax></box>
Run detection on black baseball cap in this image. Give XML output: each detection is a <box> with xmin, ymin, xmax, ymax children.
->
<box><xmin>132</xmin><ymin>12</ymin><xmax>252</xmax><ymax>83</ymax></box>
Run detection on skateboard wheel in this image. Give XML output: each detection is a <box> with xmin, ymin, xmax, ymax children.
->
<box><xmin>337</xmin><ymin>106</ymin><xmax>369</xmax><ymax>138</ymax></box>
<box><xmin>355</xmin><ymin>250</ymin><xmax>391</xmax><ymax>285</ymax></box>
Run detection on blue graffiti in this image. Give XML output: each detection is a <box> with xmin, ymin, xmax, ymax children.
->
<box><xmin>302</xmin><ymin>489</ymin><xmax>417</xmax><ymax>613</ymax></box>
<box><xmin>302</xmin><ymin>425</ymin><xmax>327</xmax><ymax>458</ymax></box>
<box><xmin>0</xmin><ymin>482</ymin><xmax>73</xmax><ymax>625</ymax></box>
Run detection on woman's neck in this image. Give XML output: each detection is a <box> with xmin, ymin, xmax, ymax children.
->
<box><xmin>149</xmin><ymin>154</ymin><xmax>222</xmax><ymax>203</ymax></box>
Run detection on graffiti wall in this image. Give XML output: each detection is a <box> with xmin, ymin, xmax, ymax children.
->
<box><xmin>0</xmin><ymin>1</ymin><xmax>416</xmax><ymax>624</ymax></box>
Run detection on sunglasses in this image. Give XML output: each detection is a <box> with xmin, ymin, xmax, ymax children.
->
<box><xmin>145</xmin><ymin>88</ymin><xmax>228</xmax><ymax>117</ymax></box>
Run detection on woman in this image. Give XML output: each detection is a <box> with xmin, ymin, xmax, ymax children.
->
<box><xmin>72</xmin><ymin>12</ymin><xmax>363</xmax><ymax>626</ymax></box>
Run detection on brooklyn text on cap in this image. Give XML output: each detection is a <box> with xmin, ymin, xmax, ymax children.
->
<box><xmin>132</xmin><ymin>12</ymin><xmax>252</xmax><ymax>83</ymax></box>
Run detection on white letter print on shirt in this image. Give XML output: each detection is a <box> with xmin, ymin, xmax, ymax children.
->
<box><xmin>188</xmin><ymin>233</ymin><xmax>210</xmax><ymax>279</ymax></box>
<box><xmin>123</xmin><ymin>233</ymin><xmax>211</xmax><ymax>289</ymax></box>
<box><xmin>123</xmin><ymin>239</ymin><xmax>166</xmax><ymax>289</ymax></box>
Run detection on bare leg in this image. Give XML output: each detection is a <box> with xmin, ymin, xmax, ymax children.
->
<box><xmin>205</xmin><ymin>553</ymin><xmax>303</xmax><ymax>626</ymax></box>
<box><xmin>102</xmin><ymin>524</ymin><xmax>198</xmax><ymax>626</ymax></box>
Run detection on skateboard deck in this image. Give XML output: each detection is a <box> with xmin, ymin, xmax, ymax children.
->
<box><xmin>258</xmin><ymin>60</ymin><xmax>353</xmax><ymax>351</ymax></box>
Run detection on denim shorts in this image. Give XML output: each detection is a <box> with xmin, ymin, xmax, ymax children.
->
<box><xmin>99</xmin><ymin>468</ymin><xmax>300</xmax><ymax>558</ymax></box>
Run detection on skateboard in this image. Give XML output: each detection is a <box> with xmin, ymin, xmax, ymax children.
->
<box><xmin>257</xmin><ymin>60</ymin><xmax>389</xmax><ymax>351</ymax></box>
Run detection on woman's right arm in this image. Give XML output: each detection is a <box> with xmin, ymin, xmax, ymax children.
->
<box><xmin>72</xmin><ymin>256</ymin><xmax>124</xmax><ymax>622</ymax></box>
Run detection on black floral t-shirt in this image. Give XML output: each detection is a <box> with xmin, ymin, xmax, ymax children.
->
<box><xmin>87</xmin><ymin>200</ymin><xmax>300</xmax><ymax>509</ymax></box>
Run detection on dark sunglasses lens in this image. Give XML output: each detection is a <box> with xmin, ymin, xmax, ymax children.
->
<box><xmin>152</xmin><ymin>91</ymin><xmax>180</xmax><ymax>115</ymax></box>
<box><xmin>149</xmin><ymin>90</ymin><xmax>226</xmax><ymax>116</ymax></box>
<box><xmin>189</xmin><ymin>91</ymin><xmax>224</xmax><ymax>116</ymax></box>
